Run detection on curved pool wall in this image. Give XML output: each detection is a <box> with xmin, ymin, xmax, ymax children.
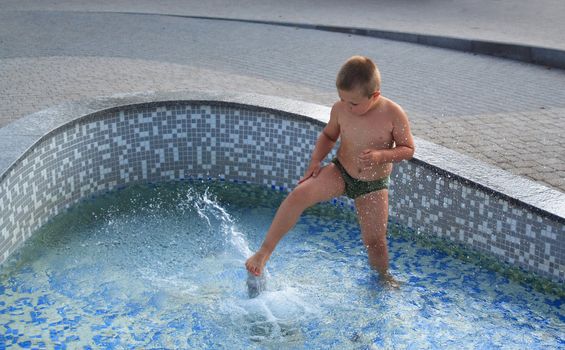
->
<box><xmin>0</xmin><ymin>91</ymin><xmax>563</xmax><ymax>284</ymax></box>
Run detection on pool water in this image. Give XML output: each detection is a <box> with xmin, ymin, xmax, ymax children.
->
<box><xmin>0</xmin><ymin>182</ymin><xmax>563</xmax><ymax>349</ymax></box>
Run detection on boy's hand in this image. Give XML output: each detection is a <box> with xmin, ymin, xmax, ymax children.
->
<box><xmin>359</xmin><ymin>149</ymin><xmax>384</xmax><ymax>169</ymax></box>
<box><xmin>298</xmin><ymin>161</ymin><xmax>322</xmax><ymax>184</ymax></box>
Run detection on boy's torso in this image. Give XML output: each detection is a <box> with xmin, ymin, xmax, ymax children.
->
<box><xmin>335</xmin><ymin>97</ymin><xmax>396</xmax><ymax>181</ymax></box>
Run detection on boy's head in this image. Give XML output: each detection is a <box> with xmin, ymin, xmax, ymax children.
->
<box><xmin>336</xmin><ymin>56</ymin><xmax>381</xmax><ymax>97</ymax></box>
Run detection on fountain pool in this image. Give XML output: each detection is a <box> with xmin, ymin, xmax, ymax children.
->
<box><xmin>0</xmin><ymin>93</ymin><xmax>563</xmax><ymax>348</ymax></box>
<box><xmin>1</xmin><ymin>182</ymin><xmax>563</xmax><ymax>348</ymax></box>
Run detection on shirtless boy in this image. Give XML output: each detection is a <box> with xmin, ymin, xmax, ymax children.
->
<box><xmin>245</xmin><ymin>56</ymin><xmax>415</xmax><ymax>285</ymax></box>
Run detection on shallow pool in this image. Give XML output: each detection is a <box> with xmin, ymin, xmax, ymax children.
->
<box><xmin>0</xmin><ymin>182</ymin><xmax>563</xmax><ymax>349</ymax></box>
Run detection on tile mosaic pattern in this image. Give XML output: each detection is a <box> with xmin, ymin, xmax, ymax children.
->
<box><xmin>0</xmin><ymin>102</ymin><xmax>562</xmax><ymax>282</ymax></box>
<box><xmin>389</xmin><ymin>163</ymin><xmax>564</xmax><ymax>282</ymax></box>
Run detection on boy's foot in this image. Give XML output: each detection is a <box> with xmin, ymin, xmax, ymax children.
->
<box><xmin>380</xmin><ymin>273</ymin><xmax>402</xmax><ymax>289</ymax></box>
<box><xmin>245</xmin><ymin>251</ymin><xmax>269</xmax><ymax>276</ymax></box>
<box><xmin>246</xmin><ymin>271</ymin><xmax>267</xmax><ymax>298</ymax></box>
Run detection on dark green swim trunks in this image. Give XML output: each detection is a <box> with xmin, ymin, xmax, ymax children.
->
<box><xmin>332</xmin><ymin>158</ymin><xmax>390</xmax><ymax>199</ymax></box>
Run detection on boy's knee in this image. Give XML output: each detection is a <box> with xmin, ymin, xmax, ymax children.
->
<box><xmin>287</xmin><ymin>186</ymin><xmax>310</xmax><ymax>205</ymax></box>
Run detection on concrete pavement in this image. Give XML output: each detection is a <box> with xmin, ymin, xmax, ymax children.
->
<box><xmin>3</xmin><ymin>0</ymin><xmax>565</xmax><ymax>51</ymax></box>
<box><xmin>0</xmin><ymin>1</ymin><xmax>564</xmax><ymax>192</ymax></box>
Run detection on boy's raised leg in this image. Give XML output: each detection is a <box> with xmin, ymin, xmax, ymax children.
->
<box><xmin>246</xmin><ymin>164</ymin><xmax>345</xmax><ymax>276</ymax></box>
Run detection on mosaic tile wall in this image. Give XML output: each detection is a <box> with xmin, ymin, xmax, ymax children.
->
<box><xmin>0</xmin><ymin>102</ymin><xmax>563</xmax><ymax>283</ymax></box>
<box><xmin>389</xmin><ymin>163</ymin><xmax>564</xmax><ymax>282</ymax></box>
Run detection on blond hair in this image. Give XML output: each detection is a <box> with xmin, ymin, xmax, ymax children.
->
<box><xmin>336</xmin><ymin>56</ymin><xmax>381</xmax><ymax>97</ymax></box>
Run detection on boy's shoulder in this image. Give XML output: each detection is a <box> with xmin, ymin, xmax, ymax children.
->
<box><xmin>380</xmin><ymin>97</ymin><xmax>411</xmax><ymax>130</ymax></box>
<box><xmin>379</xmin><ymin>96</ymin><xmax>405</xmax><ymax>114</ymax></box>
<box><xmin>330</xmin><ymin>100</ymin><xmax>347</xmax><ymax>119</ymax></box>
<box><xmin>331</xmin><ymin>100</ymin><xmax>345</xmax><ymax>110</ymax></box>
<box><xmin>376</xmin><ymin>97</ymin><xmax>409</xmax><ymax>124</ymax></box>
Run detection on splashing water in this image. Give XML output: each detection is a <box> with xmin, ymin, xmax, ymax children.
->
<box><xmin>185</xmin><ymin>187</ymin><xmax>267</xmax><ymax>298</ymax></box>
<box><xmin>190</xmin><ymin>187</ymin><xmax>253</xmax><ymax>259</ymax></box>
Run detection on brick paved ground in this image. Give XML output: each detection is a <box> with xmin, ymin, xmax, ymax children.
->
<box><xmin>411</xmin><ymin>109</ymin><xmax>565</xmax><ymax>190</ymax></box>
<box><xmin>1</xmin><ymin>10</ymin><xmax>564</xmax><ymax>192</ymax></box>
<box><xmin>0</xmin><ymin>56</ymin><xmax>330</xmax><ymax>126</ymax></box>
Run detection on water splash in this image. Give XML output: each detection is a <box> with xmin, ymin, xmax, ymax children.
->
<box><xmin>182</xmin><ymin>187</ymin><xmax>267</xmax><ymax>298</ymax></box>
<box><xmin>247</xmin><ymin>271</ymin><xmax>267</xmax><ymax>298</ymax></box>
<box><xmin>187</xmin><ymin>187</ymin><xmax>253</xmax><ymax>259</ymax></box>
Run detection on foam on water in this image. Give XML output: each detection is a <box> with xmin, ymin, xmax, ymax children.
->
<box><xmin>0</xmin><ymin>181</ymin><xmax>563</xmax><ymax>349</ymax></box>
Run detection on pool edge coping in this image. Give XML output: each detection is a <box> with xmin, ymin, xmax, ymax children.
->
<box><xmin>0</xmin><ymin>89</ymin><xmax>564</xmax><ymax>223</ymax></box>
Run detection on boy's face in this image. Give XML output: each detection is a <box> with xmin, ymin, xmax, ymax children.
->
<box><xmin>338</xmin><ymin>89</ymin><xmax>380</xmax><ymax>116</ymax></box>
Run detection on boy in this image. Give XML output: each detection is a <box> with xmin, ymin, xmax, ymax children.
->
<box><xmin>246</xmin><ymin>56</ymin><xmax>415</xmax><ymax>285</ymax></box>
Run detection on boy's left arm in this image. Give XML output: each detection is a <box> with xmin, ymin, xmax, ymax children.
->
<box><xmin>389</xmin><ymin>109</ymin><xmax>415</xmax><ymax>162</ymax></box>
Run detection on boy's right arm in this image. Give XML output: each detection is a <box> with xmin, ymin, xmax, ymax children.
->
<box><xmin>299</xmin><ymin>104</ymin><xmax>340</xmax><ymax>183</ymax></box>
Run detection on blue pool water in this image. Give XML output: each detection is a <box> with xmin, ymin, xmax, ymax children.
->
<box><xmin>0</xmin><ymin>182</ymin><xmax>563</xmax><ymax>349</ymax></box>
